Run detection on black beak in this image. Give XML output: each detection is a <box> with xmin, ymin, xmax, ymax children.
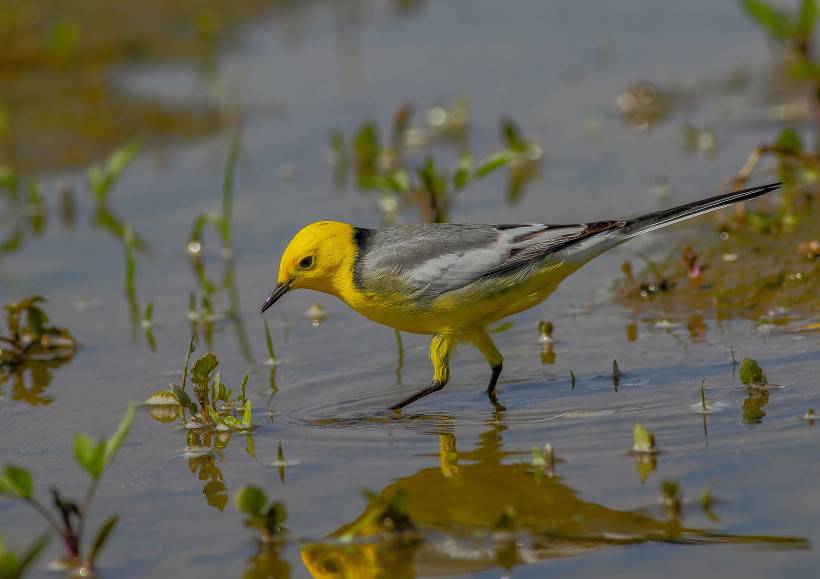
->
<box><xmin>260</xmin><ymin>280</ymin><xmax>292</xmax><ymax>313</ymax></box>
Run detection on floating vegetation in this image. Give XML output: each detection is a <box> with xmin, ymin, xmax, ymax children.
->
<box><xmin>0</xmin><ymin>406</ymin><xmax>134</xmax><ymax>576</ymax></box>
<box><xmin>0</xmin><ymin>296</ymin><xmax>76</xmax><ymax>370</ymax></box>
<box><xmin>144</xmin><ymin>334</ymin><xmax>255</xmax><ymax>432</ymax></box>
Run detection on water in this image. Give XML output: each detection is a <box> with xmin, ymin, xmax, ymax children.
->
<box><xmin>1</xmin><ymin>1</ymin><xmax>819</xmax><ymax>577</ymax></box>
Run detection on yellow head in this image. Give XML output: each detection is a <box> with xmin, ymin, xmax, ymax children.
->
<box><xmin>260</xmin><ymin>221</ymin><xmax>356</xmax><ymax>312</ymax></box>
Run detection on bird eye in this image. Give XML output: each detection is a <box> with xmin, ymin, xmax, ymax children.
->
<box><xmin>298</xmin><ymin>255</ymin><xmax>315</xmax><ymax>269</ymax></box>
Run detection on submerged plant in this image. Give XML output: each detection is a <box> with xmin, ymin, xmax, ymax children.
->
<box><xmin>0</xmin><ymin>296</ymin><xmax>76</xmax><ymax>369</ymax></box>
<box><xmin>0</xmin><ymin>406</ymin><xmax>134</xmax><ymax>575</ymax></box>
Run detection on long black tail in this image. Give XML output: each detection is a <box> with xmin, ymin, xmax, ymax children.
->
<box><xmin>620</xmin><ymin>182</ymin><xmax>781</xmax><ymax>239</ymax></box>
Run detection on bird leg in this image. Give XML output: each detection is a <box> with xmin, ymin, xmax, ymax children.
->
<box><xmin>390</xmin><ymin>334</ymin><xmax>453</xmax><ymax>411</ymax></box>
<box><xmin>471</xmin><ymin>328</ymin><xmax>505</xmax><ymax>410</ymax></box>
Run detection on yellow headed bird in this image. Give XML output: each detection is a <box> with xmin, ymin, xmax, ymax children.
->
<box><xmin>261</xmin><ymin>183</ymin><xmax>779</xmax><ymax>410</ymax></box>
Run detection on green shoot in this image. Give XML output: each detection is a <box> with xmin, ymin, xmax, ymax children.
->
<box><xmin>1</xmin><ymin>406</ymin><xmax>134</xmax><ymax>574</ymax></box>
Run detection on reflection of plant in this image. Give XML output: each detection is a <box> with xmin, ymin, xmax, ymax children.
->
<box><xmin>0</xmin><ymin>534</ymin><xmax>48</xmax><ymax>579</ymax></box>
<box><xmin>235</xmin><ymin>486</ymin><xmax>291</xmax><ymax>579</ymax></box>
<box><xmin>0</xmin><ymin>406</ymin><xmax>134</xmax><ymax>575</ymax></box>
<box><xmin>340</xmin><ymin>490</ymin><xmax>416</xmax><ymax>542</ymax></box>
<box><xmin>0</xmin><ymin>296</ymin><xmax>76</xmax><ymax>370</ymax></box>
<box><xmin>235</xmin><ymin>486</ymin><xmax>288</xmax><ymax>543</ymax></box>
<box><xmin>187</xmin><ymin>431</ymin><xmax>231</xmax><ymax>511</ymax></box>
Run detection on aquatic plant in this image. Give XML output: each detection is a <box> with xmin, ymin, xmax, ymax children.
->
<box><xmin>739</xmin><ymin>357</ymin><xmax>768</xmax><ymax>387</ymax></box>
<box><xmin>188</xmin><ymin>135</ymin><xmax>240</xmax><ymax>259</ymax></box>
<box><xmin>0</xmin><ymin>406</ymin><xmax>134</xmax><ymax>575</ymax></box>
<box><xmin>0</xmin><ymin>296</ymin><xmax>76</xmax><ymax>369</ymax></box>
<box><xmin>144</xmin><ymin>334</ymin><xmax>254</xmax><ymax>432</ymax></box>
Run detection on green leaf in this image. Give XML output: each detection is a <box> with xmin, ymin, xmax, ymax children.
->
<box><xmin>264</xmin><ymin>320</ymin><xmax>275</xmax><ymax>362</ymax></box>
<box><xmin>240</xmin><ymin>371</ymin><xmax>250</xmax><ymax>403</ymax></box>
<box><xmin>798</xmin><ymin>0</ymin><xmax>817</xmax><ymax>37</ymax></box>
<box><xmin>180</xmin><ymin>331</ymin><xmax>197</xmax><ymax>391</ymax></box>
<box><xmin>103</xmin><ymin>404</ymin><xmax>135</xmax><ymax>468</ymax></box>
<box><xmin>741</xmin><ymin>0</ymin><xmax>793</xmax><ymax>40</ymax></box>
<box><xmin>241</xmin><ymin>400</ymin><xmax>252</xmax><ymax>427</ymax></box>
<box><xmin>143</xmin><ymin>390</ymin><xmax>179</xmax><ymax>406</ymax></box>
<box><xmin>739</xmin><ymin>357</ymin><xmax>768</xmax><ymax>386</ymax></box>
<box><xmin>776</xmin><ymin>128</ymin><xmax>803</xmax><ymax>154</ymax></box>
<box><xmin>222</xmin><ymin>415</ymin><xmax>240</xmax><ymax>428</ymax></box>
<box><xmin>452</xmin><ymin>154</ymin><xmax>473</xmax><ymax>190</ymax></box>
<box><xmin>191</xmin><ymin>353</ymin><xmax>218</xmax><ymax>387</ymax></box>
<box><xmin>0</xmin><ymin>465</ymin><xmax>33</xmax><ymax>499</ymax></box>
<box><xmin>632</xmin><ymin>422</ymin><xmax>656</xmax><ymax>453</ymax></box>
<box><xmin>73</xmin><ymin>434</ymin><xmax>106</xmax><ymax>479</ymax></box>
<box><xmin>0</xmin><ymin>549</ymin><xmax>20</xmax><ymax>578</ymax></box>
<box><xmin>87</xmin><ymin>515</ymin><xmax>119</xmax><ymax>564</ymax></box>
<box><xmin>235</xmin><ymin>485</ymin><xmax>267</xmax><ymax>516</ymax></box>
<box><xmin>474</xmin><ymin>150</ymin><xmax>513</xmax><ymax>179</ymax></box>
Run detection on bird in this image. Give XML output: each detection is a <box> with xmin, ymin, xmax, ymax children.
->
<box><xmin>261</xmin><ymin>182</ymin><xmax>780</xmax><ymax>411</ymax></box>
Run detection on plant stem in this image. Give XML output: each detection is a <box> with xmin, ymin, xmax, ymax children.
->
<box><xmin>75</xmin><ymin>476</ymin><xmax>100</xmax><ymax>556</ymax></box>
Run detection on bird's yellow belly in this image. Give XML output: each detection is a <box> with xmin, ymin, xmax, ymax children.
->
<box><xmin>340</xmin><ymin>266</ymin><xmax>566</xmax><ymax>335</ymax></box>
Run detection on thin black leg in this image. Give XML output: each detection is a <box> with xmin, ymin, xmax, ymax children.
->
<box><xmin>390</xmin><ymin>380</ymin><xmax>445</xmax><ymax>411</ymax></box>
<box><xmin>486</xmin><ymin>363</ymin><xmax>505</xmax><ymax>411</ymax></box>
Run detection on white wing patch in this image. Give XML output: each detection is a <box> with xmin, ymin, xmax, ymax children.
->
<box><xmin>406</xmin><ymin>245</ymin><xmax>509</xmax><ymax>293</ymax></box>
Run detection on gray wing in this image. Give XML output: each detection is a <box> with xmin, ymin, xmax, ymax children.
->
<box><xmin>353</xmin><ymin>222</ymin><xmax>620</xmax><ymax>297</ymax></box>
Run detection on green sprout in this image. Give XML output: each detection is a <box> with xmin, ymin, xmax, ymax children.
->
<box><xmin>739</xmin><ymin>357</ymin><xmax>768</xmax><ymax>387</ymax></box>
<box><xmin>86</xmin><ymin>141</ymin><xmax>140</xmax><ymax>203</ymax></box>
<box><xmin>263</xmin><ymin>320</ymin><xmax>276</xmax><ymax>365</ymax></box>
<box><xmin>632</xmin><ymin>422</ymin><xmax>657</xmax><ymax>454</ymax></box>
<box><xmin>235</xmin><ymin>486</ymin><xmax>287</xmax><ymax>544</ymax></box>
<box><xmin>0</xmin><ymin>406</ymin><xmax>134</xmax><ymax>574</ymax></box>
<box><xmin>188</xmin><ymin>135</ymin><xmax>241</xmax><ymax>259</ymax></box>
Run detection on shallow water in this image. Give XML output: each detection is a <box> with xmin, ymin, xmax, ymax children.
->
<box><xmin>2</xmin><ymin>1</ymin><xmax>819</xmax><ymax>577</ymax></box>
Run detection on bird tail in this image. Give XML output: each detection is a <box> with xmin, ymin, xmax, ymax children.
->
<box><xmin>619</xmin><ymin>182</ymin><xmax>781</xmax><ymax>239</ymax></box>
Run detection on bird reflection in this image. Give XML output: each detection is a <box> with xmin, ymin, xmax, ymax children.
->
<box><xmin>301</xmin><ymin>422</ymin><xmax>807</xmax><ymax>578</ymax></box>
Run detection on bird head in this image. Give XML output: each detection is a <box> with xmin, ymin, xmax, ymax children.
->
<box><xmin>261</xmin><ymin>221</ymin><xmax>354</xmax><ymax>313</ymax></box>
